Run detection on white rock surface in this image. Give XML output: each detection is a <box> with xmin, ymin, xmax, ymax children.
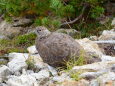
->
<box><xmin>7</xmin><ymin>75</ymin><xmax>38</xmax><ymax>86</ymax></box>
<box><xmin>111</xmin><ymin>18</ymin><xmax>115</xmax><ymax>26</ymax></box>
<box><xmin>98</xmin><ymin>29</ymin><xmax>115</xmax><ymax>40</ymax></box>
<box><xmin>53</xmin><ymin>73</ymin><xmax>71</xmax><ymax>82</ymax></box>
<box><xmin>31</xmin><ymin>69</ymin><xmax>50</xmax><ymax>80</ymax></box>
<box><xmin>47</xmin><ymin>65</ymin><xmax>58</xmax><ymax>76</ymax></box>
<box><xmin>0</xmin><ymin>65</ymin><xmax>11</xmax><ymax>83</ymax></box>
<box><xmin>101</xmin><ymin>55</ymin><xmax>115</xmax><ymax>61</ymax></box>
<box><xmin>7</xmin><ymin>59</ymin><xmax>27</xmax><ymax>74</ymax></box>
<box><xmin>76</xmin><ymin>38</ymin><xmax>103</xmax><ymax>57</ymax></box>
<box><xmin>98</xmin><ymin>72</ymin><xmax>115</xmax><ymax>84</ymax></box>
<box><xmin>8</xmin><ymin>52</ymin><xmax>29</xmax><ymax>61</ymax></box>
<box><xmin>72</xmin><ymin>61</ymin><xmax>115</xmax><ymax>72</ymax></box>
<box><xmin>27</xmin><ymin>45</ymin><xmax>38</xmax><ymax>54</ymax></box>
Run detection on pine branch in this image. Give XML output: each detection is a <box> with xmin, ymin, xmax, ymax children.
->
<box><xmin>61</xmin><ymin>4</ymin><xmax>88</xmax><ymax>26</ymax></box>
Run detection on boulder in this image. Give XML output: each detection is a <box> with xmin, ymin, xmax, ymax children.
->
<box><xmin>0</xmin><ymin>18</ymin><xmax>33</xmax><ymax>38</ymax></box>
<box><xmin>98</xmin><ymin>29</ymin><xmax>115</xmax><ymax>40</ymax></box>
<box><xmin>56</xmin><ymin>28</ymin><xmax>80</xmax><ymax>38</ymax></box>
<box><xmin>76</xmin><ymin>38</ymin><xmax>103</xmax><ymax>58</ymax></box>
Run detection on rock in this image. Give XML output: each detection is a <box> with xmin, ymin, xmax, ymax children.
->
<box><xmin>97</xmin><ymin>42</ymin><xmax>115</xmax><ymax>56</ymax></box>
<box><xmin>27</xmin><ymin>45</ymin><xmax>38</xmax><ymax>54</ymax></box>
<box><xmin>89</xmin><ymin>36</ymin><xmax>98</xmax><ymax>41</ymax></box>
<box><xmin>61</xmin><ymin>79</ymin><xmax>89</xmax><ymax>86</ymax></box>
<box><xmin>31</xmin><ymin>69</ymin><xmax>50</xmax><ymax>80</ymax></box>
<box><xmin>28</xmin><ymin>54</ymin><xmax>43</xmax><ymax>64</ymax></box>
<box><xmin>98</xmin><ymin>72</ymin><xmax>115</xmax><ymax>85</ymax></box>
<box><xmin>7</xmin><ymin>53</ymin><xmax>29</xmax><ymax>74</ymax></box>
<box><xmin>0</xmin><ymin>59</ymin><xmax>8</xmax><ymax>65</ymax></box>
<box><xmin>56</xmin><ymin>28</ymin><xmax>80</xmax><ymax>38</ymax></box>
<box><xmin>0</xmin><ymin>35</ymin><xmax>8</xmax><ymax>39</ymax></box>
<box><xmin>7</xmin><ymin>59</ymin><xmax>27</xmax><ymax>74</ymax></box>
<box><xmin>101</xmin><ymin>55</ymin><xmax>115</xmax><ymax>61</ymax></box>
<box><xmin>53</xmin><ymin>73</ymin><xmax>71</xmax><ymax>82</ymax></box>
<box><xmin>12</xmin><ymin>17</ymin><xmax>33</xmax><ymax>27</ymax></box>
<box><xmin>0</xmin><ymin>18</ymin><xmax>33</xmax><ymax>38</ymax></box>
<box><xmin>35</xmin><ymin>26</ymin><xmax>85</xmax><ymax>67</ymax></box>
<box><xmin>111</xmin><ymin>18</ymin><xmax>115</xmax><ymax>26</ymax></box>
<box><xmin>30</xmin><ymin>69</ymin><xmax>50</xmax><ymax>85</ymax></box>
<box><xmin>90</xmin><ymin>80</ymin><xmax>99</xmax><ymax>86</ymax></box>
<box><xmin>79</xmin><ymin>71</ymin><xmax>105</xmax><ymax>80</ymax></box>
<box><xmin>47</xmin><ymin>65</ymin><xmax>58</xmax><ymax>76</ymax></box>
<box><xmin>0</xmin><ymin>65</ymin><xmax>11</xmax><ymax>83</ymax></box>
<box><xmin>34</xmin><ymin>62</ymin><xmax>47</xmax><ymax>71</ymax></box>
<box><xmin>72</xmin><ymin>61</ymin><xmax>115</xmax><ymax>73</ymax></box>
<box><xmin>76</xmin><ymin>38</ymin><xmax>103</xmax><ymax>58</ymax></box>
<box><xmin>98</xmin><ymin>29</ymin><xmax>115</xmax><ymax>40</ymax></box>
<box><xmin>0</xmin><ymin>83</ymin><xmax>8</xmax><ymax>86</ymax></box>
<box><xmin>7</xmin><ymin>75</ymin><xmax>38</xmax><ymax>86</ymax></box>
<box><xmin>8</xmin><ymin>52</ymin><xmax>29</xmax><ymax>61</ymax></box>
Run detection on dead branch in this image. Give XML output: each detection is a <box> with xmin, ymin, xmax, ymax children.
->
<box><xmin>61</xmin><ymin>5</ymin><xmax>88</xmax><ymax>26</ymax></box>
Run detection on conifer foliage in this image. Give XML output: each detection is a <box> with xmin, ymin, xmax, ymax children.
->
<box><xmin>0</xmin><ymin>0</ymin><xmax>107</xmax><ymax>28</ymax></box>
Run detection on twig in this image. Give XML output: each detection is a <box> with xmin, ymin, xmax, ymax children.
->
<box><xmin>61</xmin><ymin>4</ymin><xmax>88</xmax><ymax>26</ymax></box>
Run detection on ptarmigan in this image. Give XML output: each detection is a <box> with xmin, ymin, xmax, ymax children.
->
<box><xmin>35</xmin><ymin>26</ymin><xmax>101</xmax><ymax>67</ymax></box>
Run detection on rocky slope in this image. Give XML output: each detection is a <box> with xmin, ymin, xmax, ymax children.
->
<box><xmin>0</xmin><ymin>18</ymin><xmax>115</xmax><ymax>86</ymax></box>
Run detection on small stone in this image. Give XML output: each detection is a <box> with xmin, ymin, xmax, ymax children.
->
<box><xmin>27</xmin><ymin>45</ymin><xmax>38</xmax><ymax>54</ymax></box>
<box><xmin>89</xmin><ymin>36</ymin><xmax>98</xmax><ymax>41</ymax></box>
<box><xmin>111</xmin><ymin>18</ymin><xmax>115</xmax><ymax>26</ymax></box>
<box><xmin>53</xmin><ymin>73</ymin><xmax>71</xmax><ymax>82</ymax></box>
<box><xmin>30</xmin><ymin>69</ymin><xmax>50</xmax><ymax>80</ymax></box>
<box><xmin>98</xmin><ymin>72</ymin><xmax>115</xmax><ymax>85</ymax></box>
<box><xmin>0</xmin><ymin>65</ymin><xmax>11</xmax><ymax>83</ymax></box>
<box><xmin>61</xmin><ymin>79</ymin><xmax>89</xmax><ymax>86</ymax></box>
<box><xmin>90</xmin><ymin>80</ymin><xmax>99</xmax><ymax>86</ymax></box>
<box><xmin>47</xmin><ymin>65</ymin><xmax>58</xmax><ymax>76</ymax></box>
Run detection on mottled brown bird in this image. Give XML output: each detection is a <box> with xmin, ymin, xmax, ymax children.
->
<box><xmin>35</xmin><ymin>26</ymin><xmax>100</xmax><ymax>67</ymax></box>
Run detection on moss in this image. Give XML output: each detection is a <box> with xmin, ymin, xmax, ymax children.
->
<box><xmin>14</xmin><ymin>33</ymin><xmax>36</xmax><ymax>46</ymax></box>
<box><xmin>0</xmin><ymin>33</ymin><xmax>36</xmax><ymax>55</ymax></box>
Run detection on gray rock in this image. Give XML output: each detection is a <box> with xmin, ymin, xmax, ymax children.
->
<box><xmin>112</xmin><ymin>18</ymin><xmax>115</xmax><ymax>26</ymax></box>
<box><xmin>72</xmin><ymin>61</ymin><xmax>115</xmax><ymax>73</ymax></box>
<box><xmin>98</xmin><ymin>72</ymin><xmax>115</xmax><ymax>85</ymax></box>
<box><xmin>89</xmin><ymin>36</ymin><xmax>98</xmax><ymax>41</ymax></box>
<box><xmin>90</xmin><ymin>80</ymin><xmax>99</xmax><ymax>86</ymax></box>
<box><xmin>27</xmin><ymin>45</ymin><xmax>38</xmax><ymax>54</ymax></box>
<box><xmin>0</xmin><ymin>65</ymin><xmax>11</xmax><ymax>83</ymax></box>
<box><xmin>97</xmin><ymin>43</ymin><xmax>115</xmax><ymax>56</ymax></box>
<box><xmin>98</xmin><ymin>29</ymin><xmax>115</xmax><ymax>40</ymax></box>
<box><xmin>56</xmin><ymin>28</ymin><xmax>80</xmax><ymax>38</ymax></box>
<box><xmin>47</xmin><ymin>65</ymin><xmax>58</xmax><ymax>76</ymax></box>
<box><xmin>8</xmin><ymin>52</ymin><xmax>29</xmax><ymax>61</ymax></box>
<box><xmin>12</xmin><ymin>17</ymin><xmax>33</xmax><ymax>27</ymax></box>
<box><xmin>0</xmin><ymin>83</ymin><xmax>8</xmax><ymax>86</ymax></box>
<box><xmin>0</xmin><ymin>18</ymin><xmax>33</xmax><ymax>38</ymax></box>
<box><xmin>30</xmin><ymin>69</ymin><xmax>50</xmax><ymax>85</ymax></box>
<box><xmin>52</xmin><ymin>73</ymin><xmax>71</xmax><ymax>82</ymax></box>
<box><xmin>0</xmin><ymin>35</ymin><xmax>8</xmax><ymax>39</ymax></box>
<box><xmin>7</xmin><ymin>75</ymin><xmax>38</xmax><ymax>86</ymax></box>
<box><xmin>7</xmin><ymin>59</ymin><xmax>27</xmax><ymax>74</ymax></box>
<box><xmin>30</xmin><ymin>69</ymin><xmax>50</xmax><ymax>80</ymax></box>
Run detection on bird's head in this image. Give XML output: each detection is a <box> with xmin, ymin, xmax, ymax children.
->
<box><xmin>35</xmin><ymin>26</ymin><xmax>51</xmax><ymax>38</ymax></box>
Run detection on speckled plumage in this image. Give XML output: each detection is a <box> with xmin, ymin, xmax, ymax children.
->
<box><xmin>35</xmin><ymin>26</ymin><xmax>101</xmax><ymax>67</ymax></box>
